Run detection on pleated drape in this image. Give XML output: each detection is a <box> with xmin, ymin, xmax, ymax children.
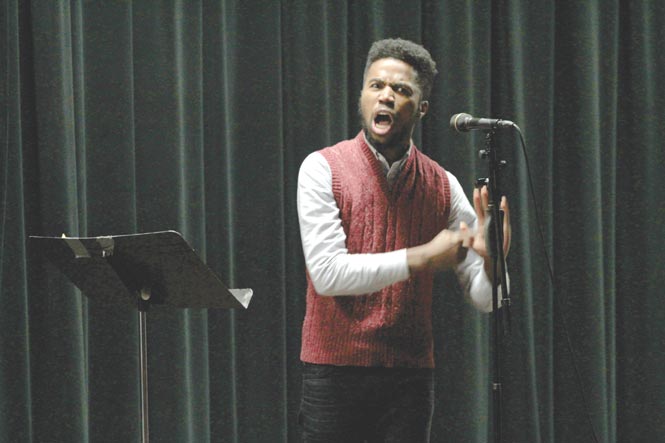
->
<box><xmin>2</xmin><ymin>1</ymin><xmax>664</xmax><ymax>442</ymax></box>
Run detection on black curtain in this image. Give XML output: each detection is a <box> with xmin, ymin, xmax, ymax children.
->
<box><xmin>2</xmin><ymin>1</ymin><xmax>664</xmax><ymax>442</ymax></box>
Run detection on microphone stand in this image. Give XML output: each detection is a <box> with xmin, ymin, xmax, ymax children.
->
<box><xmin>477</xmin><ymin>129</ymin><xmax>511</xmax><ymax>443</ymax></box>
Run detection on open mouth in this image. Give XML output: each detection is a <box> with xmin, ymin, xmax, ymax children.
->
<box><xmin>372</xmin><ymin>111</ymin><xmax>394</xmax><ymax>135</ymax></box>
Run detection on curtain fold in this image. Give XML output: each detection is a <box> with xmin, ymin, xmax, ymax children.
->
<box><xmin>2</xmin><ymin>1</ymin><xmax>664</xmax><ymax>442</ymax></box>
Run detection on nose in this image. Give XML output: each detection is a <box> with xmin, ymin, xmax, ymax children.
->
<box><xmin>378</xmin><ymin>85</ymin><xmax>395</xmax><ymax>104</ymax></box>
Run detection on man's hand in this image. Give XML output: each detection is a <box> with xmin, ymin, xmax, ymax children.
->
<box><xmin>472</xmin><ymin>185</ymin><xmax>511</xmax><ymax>279</ymax></box>
<box><xmin>407</xmin><ymin>185</ymin><xmax>511</xmax><ymax>276</ymax></box>
<box><xmin>407</xmin><ymin>227</ymin><xmax>473</xmax><ymax>273</ymax></box>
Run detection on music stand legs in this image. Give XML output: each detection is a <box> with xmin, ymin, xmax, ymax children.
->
<box><xmin>139</xmin><ymin>291</ymin><xmax>151</xmax><ymax>443</ymax></box>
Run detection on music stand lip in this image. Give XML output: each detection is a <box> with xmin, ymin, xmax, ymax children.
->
<box><xmin>29</xmin><ymin>230</ymin><xmax>253</xmax><ymax>309</ymax></box>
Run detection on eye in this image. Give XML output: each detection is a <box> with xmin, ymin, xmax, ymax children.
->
<box><xmin>393</xmin><ymin>84</ymin><xmax>412</xmax><ymax>96</ymax></box>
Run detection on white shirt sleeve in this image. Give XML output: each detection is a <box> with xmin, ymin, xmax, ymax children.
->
<box><xmin>297</xmin><ymin>152</ymin><xmax>410</xmax><ymax>295</ymax></box>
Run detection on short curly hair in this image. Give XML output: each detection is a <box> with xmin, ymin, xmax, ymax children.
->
<box><xmin>363</xmin><ymin>38</ymin><xmax>438</xmax><ymax>100</ymax></box>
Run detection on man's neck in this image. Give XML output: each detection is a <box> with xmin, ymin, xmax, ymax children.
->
<box><xmin>364</xmin><ymin>131</ymin><xmax>410</xmax><ymax>166</ymax></box>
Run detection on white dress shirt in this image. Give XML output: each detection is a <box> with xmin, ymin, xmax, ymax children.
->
<box><xmin>297</xmin><ymin>139</ymin><xmax>499</xmax><ymax>312</ymax></box>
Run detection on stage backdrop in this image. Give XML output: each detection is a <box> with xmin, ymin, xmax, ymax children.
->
<box><xmin>2</xmin><ymin>1</ymin><xmax>664</xmax><ymax>442</ymax></box>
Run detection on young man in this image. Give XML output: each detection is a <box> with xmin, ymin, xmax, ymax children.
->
<box><xmin>297</xmin><ymin>38</ymin><xmax>511</xmax><ymax>442</ymax></box>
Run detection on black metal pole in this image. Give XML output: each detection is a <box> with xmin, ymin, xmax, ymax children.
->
<box><xmin>479</xmin><ymin>129</ymin><xmax>511</xmax><ymax>443</ymax></box>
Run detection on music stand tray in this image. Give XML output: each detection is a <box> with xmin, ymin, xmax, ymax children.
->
<box><xmin>29</xmin><ymin>230</ymin><xmax>253</xmax><ymax>443</ymax></box>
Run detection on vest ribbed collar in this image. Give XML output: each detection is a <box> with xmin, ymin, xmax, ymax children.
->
<box><xmin>355</xmin><ymin>131</ymin><xmax>416</xmax><ymax>199</ymax></box>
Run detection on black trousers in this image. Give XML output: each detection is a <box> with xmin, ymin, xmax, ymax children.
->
<box><xmin>299</xmin><ymin>363</ymin><xmax>435</xmax><ymax>443</ymax></box>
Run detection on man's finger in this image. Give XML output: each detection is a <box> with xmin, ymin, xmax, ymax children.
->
<box><xmin>500</xmin><ymin>196</ymin><xmax>510</xmax><ymax>225</ymax></box>
<box><xmin>459</xmin><ymin>221</ymin><xmax>472</xmax><ymax>248</ymax></box>
<box><xmin>473</xmin><ymin>188</ymin><xmax>485</xmax><ymax>225</ymax></box>
<box><xmin>480</xmin><ymin>186</ymin><xmax>490</xmax><ymax>210</ymax></box>
<box><xmin>501</xmin><ymin>196</ymin><xmax>511</xmax><ymax>255</ymax></box>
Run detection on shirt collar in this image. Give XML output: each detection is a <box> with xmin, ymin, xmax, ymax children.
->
<box><xmin>362</xmin><ymin>132</ymin><xmax>412</xmax><ymax>173</ymax></box>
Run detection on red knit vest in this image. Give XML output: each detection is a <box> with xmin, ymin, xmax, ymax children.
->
<box><xmin>300</xmin><ymin>132</ymin><xmax>451</xmax><ymax>368</ymax></box>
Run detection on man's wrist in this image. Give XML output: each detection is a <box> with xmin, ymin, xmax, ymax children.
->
<box><xmin>407</xmin><ymin>244</ymin><xmax>431</xmax><ymax>274</ymax></box>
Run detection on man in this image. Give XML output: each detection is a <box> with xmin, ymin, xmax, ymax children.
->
<box><xmin>296</xmin><ymin>38</ymin><xmax>511</xmax><ymax>442</ymax></box>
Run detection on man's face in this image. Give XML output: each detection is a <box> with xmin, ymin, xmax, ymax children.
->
<box><xmin>359</xmin><ymin>57</ymin><xmax>426</xmax><ymax>149</ymax></box>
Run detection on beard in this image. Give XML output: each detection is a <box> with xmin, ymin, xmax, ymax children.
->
<box><xmin>357</xmin><ymin>101</ymin><xmax>419</xmax><ymax>154</ymax></box>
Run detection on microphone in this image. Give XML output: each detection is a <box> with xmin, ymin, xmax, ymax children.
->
<box><xmin>450</xmin><ymin>113</ymin><xmax>515</xmax><ymax>132</ymax></box>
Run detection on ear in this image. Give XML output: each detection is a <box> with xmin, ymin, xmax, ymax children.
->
<box><xmin>419</xmin><ymin>101</ymin><xmax>429</xmax><ymax>118</ymax></box>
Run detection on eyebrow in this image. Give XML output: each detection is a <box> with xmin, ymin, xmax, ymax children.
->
<box><xmin>367</xmin><ymin>78</ymin><xmax>415</xmax><ymax>94</ymax></box>
<box><xmin>367</xmin><ymin>78</ymin><xmax>414</xmax><ymax>88</ymax></box>
<box><xmin>391</xmin><ymin>82</ymin><xmax>412</xmax><ymax>90</ymax></box>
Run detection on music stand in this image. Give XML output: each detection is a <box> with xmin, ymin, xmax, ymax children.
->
<box><xmin>29</xmin><ymin>230</ymin><xmax>253</xmax><ymax>443</ymax></box>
